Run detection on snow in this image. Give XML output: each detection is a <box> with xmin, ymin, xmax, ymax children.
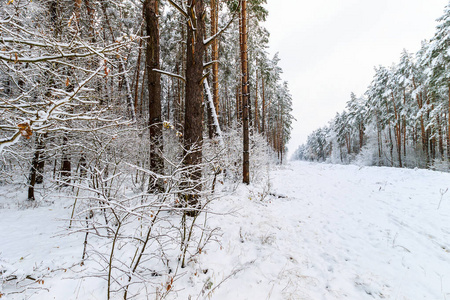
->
<box><xmin>1</xmin><ymin>161</ymin><xmax>450</xmax><ymax>299</ymax></box>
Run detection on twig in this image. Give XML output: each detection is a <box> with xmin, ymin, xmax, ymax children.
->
<box><xmin>438</xmin><ymin>188</ymin><xmax>448</xmax><ymax>209</ymax></box>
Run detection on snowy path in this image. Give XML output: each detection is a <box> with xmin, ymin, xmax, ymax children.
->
<box><xmin>201</xmin><ymin>161</ymin><xmax>450</xmax><ymax>299</ymax></box>
<box><xmin>2</xmin><ymin>162</ymin><xmax>450</xmax><ymax>299</ymax></box>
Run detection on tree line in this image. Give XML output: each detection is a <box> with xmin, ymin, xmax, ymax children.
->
<box><xmin>293</xmin><ymin>4</ymin><xmax>450</xmax><ymax>170</ymax></box>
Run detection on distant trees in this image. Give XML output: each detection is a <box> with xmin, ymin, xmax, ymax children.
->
<box><xmin>293</xmin><ymin>3</ymin><xmax>450</xmax><ymax>170</ymax></box>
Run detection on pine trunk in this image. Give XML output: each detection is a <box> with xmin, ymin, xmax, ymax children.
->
<box><xmin>255</xmin><ymin>69</ymin><xmax>259</xmax><ymax>133</ymax></box>
<box><xmin>262</xmin><ymin>76</ymin><xmax>265</xmax><ymax>133</ymax></box>
<box><xmin>388</xmin><ymin>123</ymin><xmax>394</xmax><ymax>167</ymax></box>
<box><xmin>438</xmin><ymin>114</ymin><xmax>444</xmax><ymax>158</ymax></box>
<box><xmin>391</xmin><ymin>93</ymin><xmax>402</xmax><ymax>167</ymax></box>
<box><xmin>144</xmin><ymin>0</ymin><xmax>164</xmax><ymax>192</ymax></box>
<box><xmin>240</xmin><ymin>0</ymin><xmax>250</xmax><ymax>184</ymax></box>
<box><xmin>134</xmin><ymin>34</ymin><xmax>143</xmax><ymax>117</ymax></box>
<box><xmin>447</xmin><ymin>79</ymin><xmax>450</xmax><ymax>162</ymax></box>
<box><xmin>211</xmin><ymin>0</ymin><xmax>220</xmax><ymax>126</ymax></box>
<box><xmin>182</xmin><ymin>0</ymin><xmax>206</xmax><ymax>213</ymax></box>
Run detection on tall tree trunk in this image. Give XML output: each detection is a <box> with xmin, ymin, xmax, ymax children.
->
<box><xmin>262</xmin><ymin>76</ymin><xmax>265</xmax><ymax>134</ymax></box>
<box><xmin>206</xmin><ymin>52</ymin><xmax>214</xmax><ymax>139</ymax></box>
<box><xmin>396</xmin><ymin>124</ymin><xmax>402</xmax><ymax>167</ymax></box>
<box><xmin>144</xmin><ymin>0</ymin><xmax>164</xmax><ymax>192</ymax></box>
<box><xmin>280</xmin><ymin>103</ymin><xmax>284</xmax><ymax>163</ymax></box>
<box><xmin>388</xmin><ymin>123</ymin><xmax>394</xmax><ymax>167</ymax></box>
<box><xmin>235</xmin><ymin>85</ymin><xmax>240</xmax><ymax>122</ymax></box>
<box><xmin>175</xmin><ymin>64</ymin><xmax>183</xmax><ymax>131</ymax></box>
<box><xmin>402</xmin><ymin>90</ymin><xmax>407</xmax><ymax>161</ymax></box>
<box><xmin>391</xmin><ymin>93</ymin><xmax>402</xmax><ymax>167</ymax></box>
<box><xmin>28</xmin><ymin>135</ymin><xmax>45</xmax><ymax>200</ymax></box>
<box><xmin>211</xmin><ymin>0</ymin><xmax>220</xmax><ymax>127</ymax></box>
<box><xmin>415</xmin><ymin>86</ymin><xmax>428</xmax><ymax>164</ymax></box>
<box><xmin>134</xmin><ymin>32</ymin><xmax>143</xmax><ymax>117</ymax></box>
<box><xmin>376</xmin><ymin>113</ymin><xmax>382</xmax><ymax>165</ymax></box>
<box><xmin>430</xmin><ymin>103</ymin><xmax>436</xmax><ymax>161</ymax></box>
<box><xmin>182</xmin><ymin>0</ymin><xmax>206</xmax><ymax>214</ymax></box>
<box><xmin>207</xmin><ymin>83</ymin><xmax>214</xmax><ymax>139</ymax></box>
<box><xmin>240</xmin><ymin>0</ymin><xmax>250</xmax><ymax>184</ymax></box>
<box><xmin>438</xmin><ymin>113</ymin><xmax>444</xmax><ymax>158</ymax></box>
<box><xmin>255</xmin><ymin>69</ymin><xmax>259</xmax><ymax>133</ymax></box>
<box><xmin>139</xmin><ymin>65</ymin><xmax>147</xmax><ymax>116</ymax></box>
<box><xmin>447</xmin><ymin>79</ymin><xmax>450</xmax><ymax>162</ymax></box>
<box><xmin>168</xmin><ymin>78</ymin><xmax>176</xmax><ymax>122</ymax></box>
<box><xmin>225</xmin><ymin>85</ymin><xmax>231</xmax><ymax>127</ymax></box>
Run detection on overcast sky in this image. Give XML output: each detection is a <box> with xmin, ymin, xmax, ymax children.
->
<box><xmin>263</xmin><ymin>0</ymin><xmax>449</xmax><ymax>158</ymax></box>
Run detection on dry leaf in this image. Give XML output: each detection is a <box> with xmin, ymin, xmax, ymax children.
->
<box><xmin>17</xmin><ymin>122</ymin><xmax>32</xmax><ymax>139</ymax></box>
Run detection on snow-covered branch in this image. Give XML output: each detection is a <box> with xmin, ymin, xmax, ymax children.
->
<box><xmin>153</xmin><ymin>68</ymin><xmax>186</xmax><ymax>82</ymax></box>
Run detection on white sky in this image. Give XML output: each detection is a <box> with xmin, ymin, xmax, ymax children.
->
<box><xmin>263</xmin><ymin>0</ymin><xmax>449</xmax><ymax>158</ymax></box>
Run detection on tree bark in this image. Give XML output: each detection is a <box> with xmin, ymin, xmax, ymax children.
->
<box><xmin>255</xmin><ymin>69</ymin><xmax>259</xmax><ymax>133</ymax></box>
<box><xmin>391</xmin><ymin>93</ymin><xmax>402</xmax><ymax>167</ymax></box>
<box><xmin>133</xmin><ymin>34</ymin><xmax>143</xmax><ymax>117</ymax></box>
<box><xmin>28</xmin><ymin>135</ymin><xmax>45</xmax><ymax>200</ymax></box>
<box><xmin>211</xmin><ymin>0</ymin><xmax>220</xmax><ymax>127</ymax></box>
<box><xmin>262</xmin><ymin>76</ymin><xmax>265</xmax><ymax>133</ymax></box>
<box><xmin>144</xmin><ymin>0</ymin><xmax>164</xmax><ymax>192</ymax></box>
<box><xmin>447</xmin><ymin>79</ymin><xmax>450</xmax><ymax>162</ymax></box>
<box><xmin>438</xmin><ymin>113</ymin><xmax>444</xmax><ymax>158</ymax></box>
<box><xmin>240</xmin><ymin>0</ymin><xmax>250</xmax><ymax>184</ymax></box>
<box><xmin>182</xmin><ymin>0</ymin><xmax>206</xmax><ymax>214</ymax></box>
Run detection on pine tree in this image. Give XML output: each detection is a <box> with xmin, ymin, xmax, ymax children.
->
<box><xmin>144</xmin><ymin>0</ymin><xmax>164</xmax><ymax>192</ymax></box>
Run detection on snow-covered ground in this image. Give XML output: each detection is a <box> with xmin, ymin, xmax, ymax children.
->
<box><xmin>1</xmin><ymin>161</ymin><xmax>450</xmax><ymax>299</ymax></box>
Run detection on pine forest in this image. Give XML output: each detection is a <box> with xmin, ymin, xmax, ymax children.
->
<box><xmin>293</xmin><ymin>5</ymin><xmax>450</xmax><ymax>171</ymax></box>
<box><xmin>2</xmin><ymin>1</ymin><xmax>450</xmax><ymax>299</ymax></box>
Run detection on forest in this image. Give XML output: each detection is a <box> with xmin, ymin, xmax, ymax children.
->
<box><xmin>293</xmin><ymin>4</ymin><xmax>450</xmax><ymax>170</ymax></box>
<box><xmin>2</xmin><ymin>1</ymin><xmax>450</xmax><ymax>299</ymax></box>
<box><xmin>0</xmin><ymin>0</ymin><xmax>294</xmax><ymax>298</ymax></box>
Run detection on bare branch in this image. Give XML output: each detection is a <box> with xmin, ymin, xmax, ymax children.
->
<box><xmin>203</xmin><ymin>60</ymin><xmax>219</xmax><ymax>70</ymax></box>
<box><xmin>166</xmin><ymin>0</ymin><xmax>189</xmax><ymax>19</ymax></box>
